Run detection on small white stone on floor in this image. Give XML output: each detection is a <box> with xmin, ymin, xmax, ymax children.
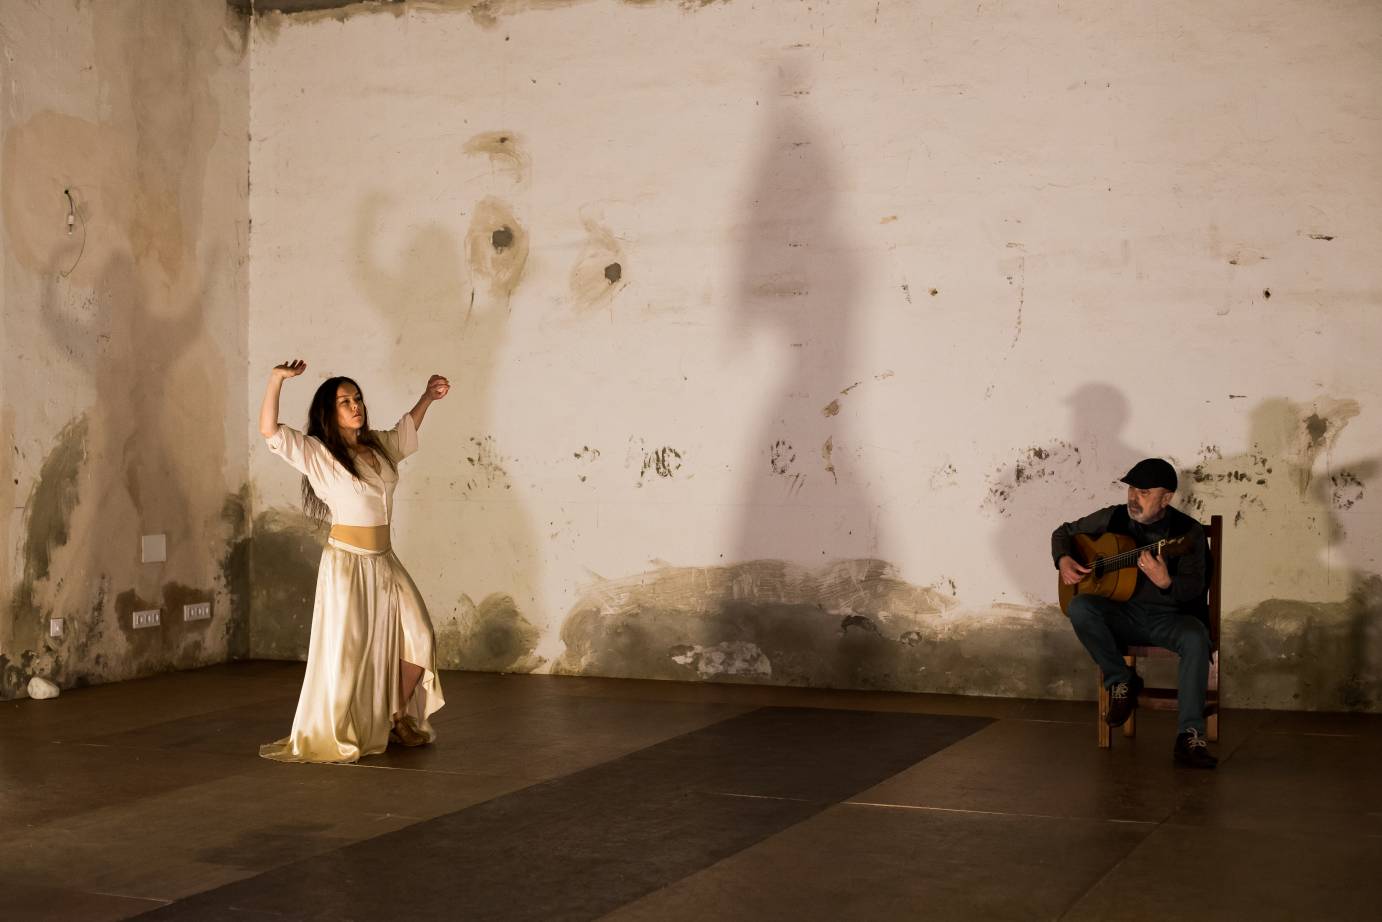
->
<box><xmin>28</xmin><ymin>677</ymin><xmax>60</xmax><ymax>699</ymax></box>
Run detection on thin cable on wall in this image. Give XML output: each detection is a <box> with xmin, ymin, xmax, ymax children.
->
<box><xmin>59</xmin><ymin>188</ymin><xmax>87</xmax><ymax>278</ymax></box>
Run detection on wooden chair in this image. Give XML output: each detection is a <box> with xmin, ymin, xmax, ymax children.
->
<box><xmin>1097</xmin><ymin>514</ymin><xmax>1222</xmax><ymax>748</ymax></box>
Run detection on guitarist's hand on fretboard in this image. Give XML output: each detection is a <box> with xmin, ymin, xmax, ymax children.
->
<box><xmin>1059</xmin><ymin>555</ymin><xmax>1092</xmax><ymax>586</ymax></box>
<box><xmin>1137</xmin><ymin>549</ymin><xmax>1172</xmax><ymax>589</ymax></box>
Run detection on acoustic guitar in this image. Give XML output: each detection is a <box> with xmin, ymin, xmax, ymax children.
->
<box><xmin>1057</xmin><ymin>532</ymin><xmax>1195</xmax><ymax>614</ymax></box>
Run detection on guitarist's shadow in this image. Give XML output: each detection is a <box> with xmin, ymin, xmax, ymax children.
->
<box><xmin>988</xmin><ymin>382</ymin><xmax>1146</xmax><ymax>698</ymax></box>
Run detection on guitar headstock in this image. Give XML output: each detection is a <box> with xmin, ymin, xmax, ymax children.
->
<box><xmin>1158</xmin><ymin>533</ymin><xmax>1196</xmax><ymax>557</ymax></box>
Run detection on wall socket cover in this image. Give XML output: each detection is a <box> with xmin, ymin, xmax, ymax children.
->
<box><xmin>132</xmin><ymin>609</ymin><xmax>161</xmax><ymax>629</ymax></box>
<box><xmin>50</xmin><ymin>618</ymin><xmax>64</xmax><ymax>637</ymax></box>
<box><xmin>183</xmin><ymin>602</ymin><xmax>211</xmax><ymax>621</ymax></box>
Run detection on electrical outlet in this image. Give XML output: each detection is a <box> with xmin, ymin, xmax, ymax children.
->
<box><xmin>132</xmin><ymin>609</ymin><xmax>161</xmax><ymax>629</ymax></box>
<box><xmin>50</xmin><ymin>618</ymin><xmax>64</xmax><ymax>637</ymax></box>
<box><xmin>183</xmin><ymin>602</ymin><xmax>211</xmax><ymax>622</ymax></box>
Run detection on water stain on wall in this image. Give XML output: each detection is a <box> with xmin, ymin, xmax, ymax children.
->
<box><xmin>463</xmin><ymin>131</ymin><xmax>529</xmax><ymax>183</ymax></box>
<box><xmin>554</xmin><ymin>559</ymin><xmax>1089</xmax><ymax>697</ymax></box>
<box><xmin>569</xmin><ymin>217</ymin><xmax>628</xmax><ymax>312</ymax></box>
<box><xmin>237</xmin><ymin>507</ymin><xmax>324</xmax><ymax>660</ymax></box>
<box><xmin>465</xmin><ymin>197</ymin><xmax>529</xmax><ymax>304</ymax></box>
<box><xmin>20</xmin><ymin>416</ymin><xmax>88</xmax><ymax>587</ymax></box>
<box><xmin>435</xmin><ymin>592</ymin><xmax>544</xmax><ymax>672</ymax></box>
<box><xmin>244</xmin><ymin>0</ymin><xmax>727</xmax><ymax>33</ymax></box>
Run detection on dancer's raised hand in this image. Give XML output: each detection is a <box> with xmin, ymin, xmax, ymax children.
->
<box><xmin>273</xmin><ymin>359</ymin><xmax>307</xmax><ymax>380</ymax></box>
<box><xmin>424</xmin><ymin>374</ymin><xmax>450</xmax><ymax>401</ymax></box>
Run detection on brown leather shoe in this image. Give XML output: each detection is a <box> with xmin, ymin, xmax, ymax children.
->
<box><xmin>389</xmin><ymin>716</ymin><xmax>429</xmax><ymax>748</ymax></box>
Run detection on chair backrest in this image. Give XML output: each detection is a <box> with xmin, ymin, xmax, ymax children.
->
<box><xmin>1204</xmin><ymin>514</ymin><xmax>1223</xmax><ymax>645</ymax></box>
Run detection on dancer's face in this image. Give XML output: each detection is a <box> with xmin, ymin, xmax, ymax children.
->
<box><xmin>335</xmin><ymin>383</ymin><xmax>365</xmax><ymax>434</ymax></box>
<box><xmin>1127</xmin><ymin>486</ymin><xmax>1172</xmax><ymax>524</ymax></box>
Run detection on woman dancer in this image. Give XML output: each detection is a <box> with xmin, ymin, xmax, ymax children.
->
<box><xmin>258</xmin><ymin>359</ymin><xmax>448</xmax><ymax>762</ymax></box>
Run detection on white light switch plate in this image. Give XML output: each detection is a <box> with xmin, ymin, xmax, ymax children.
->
<box><xmin>183</xmin><ymin>602</ymin><xmax>211</xmax><ymax>622</ymax></box>
<box><xmin>132</xmin><ymin>609</ymin><xmax>160</xmax><ymax>629</ymax></box>
<box><xmin>141</xmin><ymin>534</ymin><xmax>167</xmax><ymax>564</ymax></box>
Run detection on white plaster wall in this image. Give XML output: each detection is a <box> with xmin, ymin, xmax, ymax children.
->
<box><xmin>247</xmin><ymin>0</ymin><xmax>1382</xmax><ymax>707</ymax></box>
<box><xmin>1</xmin><ymin>0</ymin><xmax>251</xmax><ymax>695</ymax></box>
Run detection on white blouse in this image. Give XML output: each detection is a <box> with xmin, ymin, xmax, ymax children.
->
<box><xmin>265</xmin><ymin>413</ymin><xmax>418</xmax><ymax>527</ymax></box>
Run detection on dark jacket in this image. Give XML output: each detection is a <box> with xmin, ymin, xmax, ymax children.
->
<box><xmin>1051</xmin><ymin>504</ymin><xmax>1208</xmax><ymax>618</ymax></box>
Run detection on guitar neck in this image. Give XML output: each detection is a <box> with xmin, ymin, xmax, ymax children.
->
<box><xmin>1096</xmin><ymin>539</ymin><xmax>1171</xmax><ymax>572</ymax></box>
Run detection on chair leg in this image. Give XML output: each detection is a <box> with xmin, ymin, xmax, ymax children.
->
<box><xmin>1097</xmin><ymin>671</ymin><xmax>1111</xmax><ymax>748</ymax></box>
<box><xmin>1121</xmin><ymin>654</ymin><xmax>1137</xmax><ymax>738</ymax></box>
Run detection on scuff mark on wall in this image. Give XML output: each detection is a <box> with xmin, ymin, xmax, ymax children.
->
<box><xmin>983</xmin><ymin>442</ymin><xmax>1081</xmax><ymax>517</ymax></box>
<box><xmin>435</xmin><ymin>592</ymin><xmax>543</xmax><ymax>672</ymax></box>
<box><xmin>640</xmin><ymin>446</ymin><xmax>683</xmax><ymax>482</ymax></box>
<box><xmin>463</xmin><ymin>435</ymin><xmax>512</xmax><ymax>495</ymax></box>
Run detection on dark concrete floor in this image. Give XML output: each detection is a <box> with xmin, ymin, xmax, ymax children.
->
<box><xmin>1</xmin><ymin>661</ymin><xmax>1378</xmax><ymax>921</ymax></box>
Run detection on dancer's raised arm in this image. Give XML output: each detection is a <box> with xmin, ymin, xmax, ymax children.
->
<box><xmin>407</xmin><ymin>374</ymin><xmax>450</xmax><ymax>431</ymax></box>
<box><xmin>259</xmin><ymin>359</ymin><xmax>306</xmax><ymax>438</ymax></box>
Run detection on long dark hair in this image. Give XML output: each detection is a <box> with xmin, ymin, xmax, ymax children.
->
<box><xmin>301</xmin><ymin>376</ymin><xmax>398</xmax><ymax>522</ymax></box>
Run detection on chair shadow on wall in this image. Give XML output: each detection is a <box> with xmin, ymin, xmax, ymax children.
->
<box><xmin>352</xmin><ymin>191</ymin><xmax>546</xmax><ymax>675</ymax></box>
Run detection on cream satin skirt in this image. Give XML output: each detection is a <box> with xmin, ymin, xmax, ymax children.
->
<box><xmin>260</xmin><ymin>538</ymin><xmax>445</xmax><ymax>763</ymax></box>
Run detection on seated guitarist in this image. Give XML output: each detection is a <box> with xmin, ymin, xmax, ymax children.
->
<box><xmin>1052</xmin><ymin>458</ymin><xmax>1217</xmax><ymax>769</ymax></box>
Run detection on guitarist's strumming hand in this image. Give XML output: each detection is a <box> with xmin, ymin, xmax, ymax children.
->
<box><xmin>1058</xmin><ymin>555</ymin><xmax>1091</xmax><ymax>586</ymax></box>
<box><xmin>1138</xmin><ymin>548</ymin><xmax>1172</xmax><ymax>589</ymax></box>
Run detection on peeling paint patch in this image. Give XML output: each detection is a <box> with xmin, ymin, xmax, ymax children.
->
<box><xmin>822</xmin><ymin>437</ymin><xmax>837</xmax><ymax>484</ymax></box>
<box><xmin>572</xmin><ymin>445</ymin><xmax>601</xmax><ymax>482</ymax></box>
<box><xmin>436</xmin><ymin>592</ymin><xmax>543</xmax><ymax>673</ymax></box>
<box><xmin>822</xmin><ymin>399</ymin><xmax>841</xmax><ymax>417</ymax></box>
<box><xmin>671</xmin><ymin>641</ymin><xmax>771</xmax><ymax>678</ymax></box>
<box><xmin>1330</xmin><ymin>470</ymin><xmax>1364</xmax><ymax>511</ymax></box>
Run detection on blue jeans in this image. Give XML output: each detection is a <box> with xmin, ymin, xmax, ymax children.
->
<box><xmin>1067</xmin><ymin>593</ymin><xmax>1211</xmax><ymax>735</ymax></box>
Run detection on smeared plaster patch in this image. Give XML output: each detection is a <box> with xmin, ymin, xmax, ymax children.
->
<box><xmin>570</xmin><ymin>217</ymin><xmax>628</xmax><ymax>312</ymax></box>
<box><xmin>670</xmin><ymin>641</ymin><xmax>771</xmax><ymax>678</ymax></box>
<box><xmin>463</xmin><ymin>130</ymin><xmax>529</xmax><ymax>183</ymax></box>
<box><xmin>984</xmin><ymin>442</ymin><xmax>1081</xmax><ymax>517</ymax></box>
<box><xmin>1225</xmin><ymin>575</ymin><xmax>1382</xmax><ymax>711</ymax></box>
<box><xmin>555</xmin><ymin>560</ymin><xmax>1093</xmax><ymax>697</ymax></box>
<box><xmin>436</xmin><ymin>592</ymin><xmax>544</xmax><ymax>672</ymax></box>
<box><xmin>465</xmin><ymin>197</ymin><xmax>528</xmax><ymax>302</ymax></box>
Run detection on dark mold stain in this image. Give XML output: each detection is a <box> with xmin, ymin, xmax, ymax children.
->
<box><xmin>1304</xmin><ymin>413</ymin><xmax>1328</xmax><ymax>447</ymax></box>
<box><xmin>235</xmin><ymin>507</ymin><xmax>324</xmax><ymax>660</ymax></box>
<box><xmin>436</xmin><ymin>593</ymin><xmax>543</xmax><ymax>673</ymax></box>
<box><xmin>604</xmin><ymin>262</ymin><xmax>622</xmax><ymax>284</ymax></box>
<box><xmin>491</xmin><ymin>227</ymin><xmax>514</xmax><ymax>251</ymax></box>
<box><xmin>21</xmin><ymin>416</ymin><xmax>88</xmax><ymax>584</ymax></box>
<box><xmin>1263</xmin><ymin>288</ymin><xmax>1272</xmax><ymax>299</ymax></box>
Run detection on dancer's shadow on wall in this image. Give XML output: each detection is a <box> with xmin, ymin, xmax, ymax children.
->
<box><xmin>1179</xmin><ymin>396</ymin><xmax>1380</xmax><ymax>710</ymax></box>
<box><xmin>353</xmin><ymin>190</ymin><xmax>544</xmax><ymax>674</ymax></box>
